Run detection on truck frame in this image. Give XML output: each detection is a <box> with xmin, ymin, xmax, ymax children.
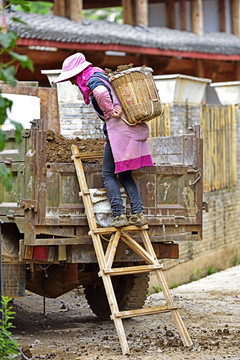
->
<box><xmin>0</xmin><ymin>86</ymin><xmax>203</xmax><ymax>320</ymax></box>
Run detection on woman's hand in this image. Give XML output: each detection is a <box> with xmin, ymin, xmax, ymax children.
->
<box><xmin>111</xmin><ymin>106</ymin><xmax>122</xmax><ymax>118</ymax></box>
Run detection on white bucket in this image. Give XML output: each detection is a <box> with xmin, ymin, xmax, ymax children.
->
<box><xmin>90</xmin><ymin>188</ymin><xmax>127</xmax><ymax>227</ymax></box>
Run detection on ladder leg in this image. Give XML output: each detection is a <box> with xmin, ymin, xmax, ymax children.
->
<box><xmin>101</xmin><ymin>274</ymin><xmax>130</xmax><ymax>355</ymax></box>
<box><xmin>92</xmin><ymin>233</ymin><xmax>130</xmax><ymax>355</ymax></box>
<box><xmin>141</xmin><ymin>230</ymin><xmax>193</xmax><ymax>346</ymax></box>
<box><xmin>155</xmin><ymin>269</ymin><xmax>193</xmax><ymax>346</ymax></box>
<box><xmin>105</xmin><ymin>231</ymin><xmax>121</xmax><ymax>269</ymax></box>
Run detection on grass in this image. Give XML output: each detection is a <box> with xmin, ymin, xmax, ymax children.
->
<box><xmin>190</xmin><ymin>268</ymin><xmax>202</xmax><ymax>282</ymax></box>
<box><xmin>152</xmin><ymin>285</ymin><xmax>162</xmax><ymax>293</ymax></box>
<box><xmin>234</xmin><ymin>254</ymin><xmax>240</xmax><ymax>266</ymax></box>
<box><xmin>207</xmin><ymin>266</ymin><xmax>216</xmax><ymax>275</ymax></box>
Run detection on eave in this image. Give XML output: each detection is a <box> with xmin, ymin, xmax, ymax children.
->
<box><xmin>17</xmin><ymin>38</ymin><xmax>240</xmax><ymax>61</ymax></box>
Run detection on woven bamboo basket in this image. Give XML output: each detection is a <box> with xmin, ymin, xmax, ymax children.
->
<box><xmin>108</xmin><ymin>67</ymin><xmax>163</xmax><ymax>126</ymax></box>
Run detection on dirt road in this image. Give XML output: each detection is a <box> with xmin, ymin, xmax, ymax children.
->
<box><xmin>13</xmin><ymin>266</ymin><xmax>240</xmax><ymax>360</ymax></box>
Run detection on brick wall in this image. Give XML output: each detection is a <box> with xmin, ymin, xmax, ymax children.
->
<box><xmin>167</xmin><ymin>104</ymin><xmax>201</xmax><ymax>136</ymax></box>
<box><xmin>155</xmin><ymin>103</ymin><xmax>240</xmax><ymax>287</ymax></box>
<box><xmin>59</xmin><ymin>100</ymin><xmax>104</xmax><ymax>139</ymax></box>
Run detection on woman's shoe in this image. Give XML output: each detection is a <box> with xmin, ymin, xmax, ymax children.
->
<box><xmin>128</xmin><ymin>212</ymin><xmax>148</xmax><ymax>226</ymax></box>
<box><xmin>109</xmin><ymin>213</ymin><xmax>128</xmax><ymax>228</ymax></box>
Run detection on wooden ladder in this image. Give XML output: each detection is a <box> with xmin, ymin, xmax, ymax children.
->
<box><xmin>71</xmin><ymin>145</ymin><xmax>192</xmax><ymax>355</ymax></box>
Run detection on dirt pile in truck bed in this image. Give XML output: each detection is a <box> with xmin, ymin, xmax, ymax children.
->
<box><xmin>46</xmin><ymin>130</ymin><xmax>105</xmax><ymax>163</ymax></box>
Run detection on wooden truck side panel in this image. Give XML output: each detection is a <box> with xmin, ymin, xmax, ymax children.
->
<box><xmin>0</xmin><ymin>121</ymin><xmax>203</xmax><ymax>263</ymax></box>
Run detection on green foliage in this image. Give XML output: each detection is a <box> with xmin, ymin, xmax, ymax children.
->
<box><xmin>234</xmin><ymin>254</ymin><xmax>240</xmax><ymax>266</ymax></box>
<box><xmin>0</xmin><ymin>0</ymin><xmax>34</xmax><ymax>118</ymax></box>
<box><xmin>0</xmin><ymin>96</ymin><xmax>13</xmax><ymax>125</ymax></box>
<box><xmin>0</xmin><ymin>30</ymin><xmax>17</xmax><ymax>48</ymax></box>
<box><xmin>15</xmin><ymin>1</ymin><xmax>53</xmax><ymax>14</ymax></box>
<box><xmin>0</xmin><ymin>166</ymin><xmax>13</xmax><ymax>191</ymax></box>
<box><xmin>10</xmin><ymin>120</ymin><xmax>23</xmax><ymax>143</ymax></box>
<box><xmin>10</xmin><ymin>0</ymin><xmax>31</xmax><ymax>12</ymax></box>
<box><xmin>190</xmin><ymin>268</ymin><xmax>202</xmax><ymax>282</ymax></box>
<box><xmin>0</xmin><ymin>0</ymin><xmax>34</xmax><ymax>191</ymax></box>
<box><xmin>207</xmin><ymin>266</ymin><xmax>216</xmax><ymax>275</ymax></box>
<box><xmin>83</xmin><ymin>7</ymin><xmax>123</xmax><ymax>23</ymax></box>
<box><xmin>170</xmin><ymin>282</ymin><xmax>178</xmax><ymax>289</ymax></box>
<box><xmin>9</xmin><ymin>51</ymin><xmax>34</xmax><ymax>71</ymax></box>
<box><xmin>152</xmin><ymin>285</ymin><xmax>162</xmax><ymax>293</ymax></box>
<box><xmin>0</xmin><ymin>297</ymin><xmax>20</xmax><ymax>359</ymax></box>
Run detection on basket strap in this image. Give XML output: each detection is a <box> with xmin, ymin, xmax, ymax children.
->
<box><xmin>120</xmin><ymin>116</ymin><xmax>136</xmax><ymax>126</ymax></box>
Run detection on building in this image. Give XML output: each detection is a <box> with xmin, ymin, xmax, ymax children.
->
<box><xmin>2</xmin><ymin>0</ymin><xmax>240</xmax><ymax>85</ymax></box>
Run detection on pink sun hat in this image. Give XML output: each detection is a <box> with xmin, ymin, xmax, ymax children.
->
<box><xmin>54</xmin><ymin>53</ymin><xmax>92</xmax><ymax>83</ymax></box>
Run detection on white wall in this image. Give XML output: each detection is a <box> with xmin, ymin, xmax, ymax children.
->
<box><xmin>148</xmin><ymin>3</ymin><xmax>166</xmax><ymax>27</ymax></box>
<box><xmin>225</xmin><ymin>0</ymin><xmax>232</xmax><ymax>34</ymax></box>
<box><xmin>148</xmin><ymin>0</ymin><xmax>235</xmax><ymax>34</ymax></box>
<box><xmin>203</xmin><ymin>0</ymin><xmax>219</xmax><ymax>32</ymax></box>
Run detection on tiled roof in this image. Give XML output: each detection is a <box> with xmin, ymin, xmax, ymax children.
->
<box><xmin>4</xmin><ymin>10</ymin><xmax>240</xmax><ymax>55</ymax></box>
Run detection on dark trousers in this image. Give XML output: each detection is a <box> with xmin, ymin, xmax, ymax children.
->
<box><xmin>102</xmin><ymin>141</ymin><xmax>143</xmax><ymax>217</ymax></box>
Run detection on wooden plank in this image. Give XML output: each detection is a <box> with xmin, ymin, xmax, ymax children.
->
<box><xmin>49</xmin><ymin>88</ymin><xmax>60</xmax><ymax>134</ymax></box>
<box><xmin>105</xmin><ymin>232</ymin><xmax>120</xmax><ymax>269</ymax></box>
<box><xmin>0</xmin><ymin>84</ymin><xmax>38</xmax><ymax>96</ymax></box>
<box><xmin>218</xmin><ymin>0</ymin><xmax>226</xmax><ymax>32</ymax></box>
<box><xmin>136</xmin><ymin>0</ymin><xmax>148</xmax><ymax>26</ymax></box>
<box><xmin>25</xmin><ymin>237</ymin><xmax>83</xmax><ymax>246</ymax></box>
<box><xmin>236</xmin><ymin>61</ymin><xmax>240</xmax><ymax>80</ymax></box>
<box><xmin>70</xmin><ymin>0</ymin><xmax>83</xmax><ymax>22</ymax></box>
<box><xmin>53</xmin><ymin>0</ymin><xmax>66</xmax><ymax>16</ymax></box>
<box><xmin>73</xmin><ymin>151</ymin><xmax>104</xmax><ymax>159</ymax></box>
<box><xmin>113</xmin><ymin>305</ymin><xmax>178</xmax><ymax>319</ymax></box>
<box><xmin>35</xmin><ymin>125</ymin><xmax>47</xmax><ymax>225</ymax></box>
<box><xmin>37</xmin><ymin>87</ymin><xmax>60</xmax><ymax>133</ymax></box>
<box><xmin>120</xmin><ymin>231</ymin><xmax>157</xmax><ymax>264</ymax></box>
<box><xmin>154</xmin><ymin>242</ymin><xmax>179</xmax><ymax>259</ymax></box>
<box><xmin>103</xmin><ymin>264</ymin><xmax>163</xmax><ymax>276</ymax></box>
<box><xmin>122</xmin><ymin>0</ymin><xmax>135</xmax><ymax>25</ymax></box>
<box><xmin>166</xmin><ymin>0</ymin><xmax>175</xmax><ymax>29</ymax></box>
<box><xmin>23</xmin><ymin>245</ymin><xmax>34</xmax><ymax>260</ymax></box>
<box><xmin>231</xmin><ymin>0</ymin><xmax>240</xmax><ymax>36</ymax></box>
<box><xmin>58</xmin><ymin>245</ymin><xmax>67</xmax><ymax>261</ymax></box>
<box><xmin>197</xmin><ymin>59</ymin><xmax>204</xmax><ymax>78</ymax></box>
<box><xmin>90</xmin><ymin>224</ymin><xmax>148</xmax><ymax>235</ymax></box>
<box><xmin>179</xmin><ymin>0</ymin><xmax>187</xmax><ymax>30</ymax></box>
<box><xmin>191</xmin><ymin>0</ymin><xmax>203</xmax><ymax>36</ymax></box>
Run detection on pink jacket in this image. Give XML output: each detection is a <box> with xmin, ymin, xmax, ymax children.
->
<box><xmin>93</xmin><ymin>79</ymin><xmax>153</xmax><ymax>173</ymax></box>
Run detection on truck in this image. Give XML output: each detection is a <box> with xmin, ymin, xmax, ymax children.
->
<box><xmin>0</xmin><ymin>85</ymin><xmax>204</xmax><ymax>320</ymax></box>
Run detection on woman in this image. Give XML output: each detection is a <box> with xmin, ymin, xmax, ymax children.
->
<box><xmin>54</xmin><ymin>53</ymin><xmax>153</xmax><ymax>227</ymax></box>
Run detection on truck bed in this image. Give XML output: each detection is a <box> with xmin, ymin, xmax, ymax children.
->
<box><xmin>0</xmin><ymin>120</ymin><xmax>203</xmax><ymax>264</ymax></box>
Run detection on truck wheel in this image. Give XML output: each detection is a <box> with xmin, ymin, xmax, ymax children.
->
<box><xmin>84</xmin><ymin>273</ymin><xmax>149</xmax><ymax>320</ymax></box>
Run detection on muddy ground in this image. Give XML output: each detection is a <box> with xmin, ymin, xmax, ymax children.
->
<box><xmin>12</xmin><ymin>266</ymin><xmax>240</xmax><ymax>360</ymax></box>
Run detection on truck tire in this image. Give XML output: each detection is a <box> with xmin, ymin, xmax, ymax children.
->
<box><xmin>84</xmin><ymin>273</ymin><xmax>149</xmax><ymax>320</ymax></box>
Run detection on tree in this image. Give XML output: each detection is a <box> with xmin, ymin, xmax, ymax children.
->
<box><xmin>15</xmin><ymin>0</ymin><xmax>53</xmax><ymax>15</ymax></box>
<box><xmin>83</xmin><ymin>7</ymin><xmax>123</xmax><ymax>23</ymax></box>
<box><xmin>0</xmin><ymin>0</ymin><xmax>33</xmax><ymax>190</ymax></box>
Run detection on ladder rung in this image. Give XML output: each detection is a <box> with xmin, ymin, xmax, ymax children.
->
<box><xmin>89</xmin><ymin>224</ymin><xmax>148</xmax><ymax>235</ymax></box>
<box><xmin>79</xmin><ymin>191</ymin><xmax>90</xmax><ymax>196</ymax></box>
<box><xmin>112</xmin><ymin>305</ymin><xmax>178</xmax><ymax>320</ymax></box>
<box><xmin>72</xmin><ymin>151</ymin><xmax>104</xmax><ymax>159</ymax></box>
<box><xmin>102</xmin><ymin>264</ymin><xmax>163</xmax><ymax>276</ymax></box>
